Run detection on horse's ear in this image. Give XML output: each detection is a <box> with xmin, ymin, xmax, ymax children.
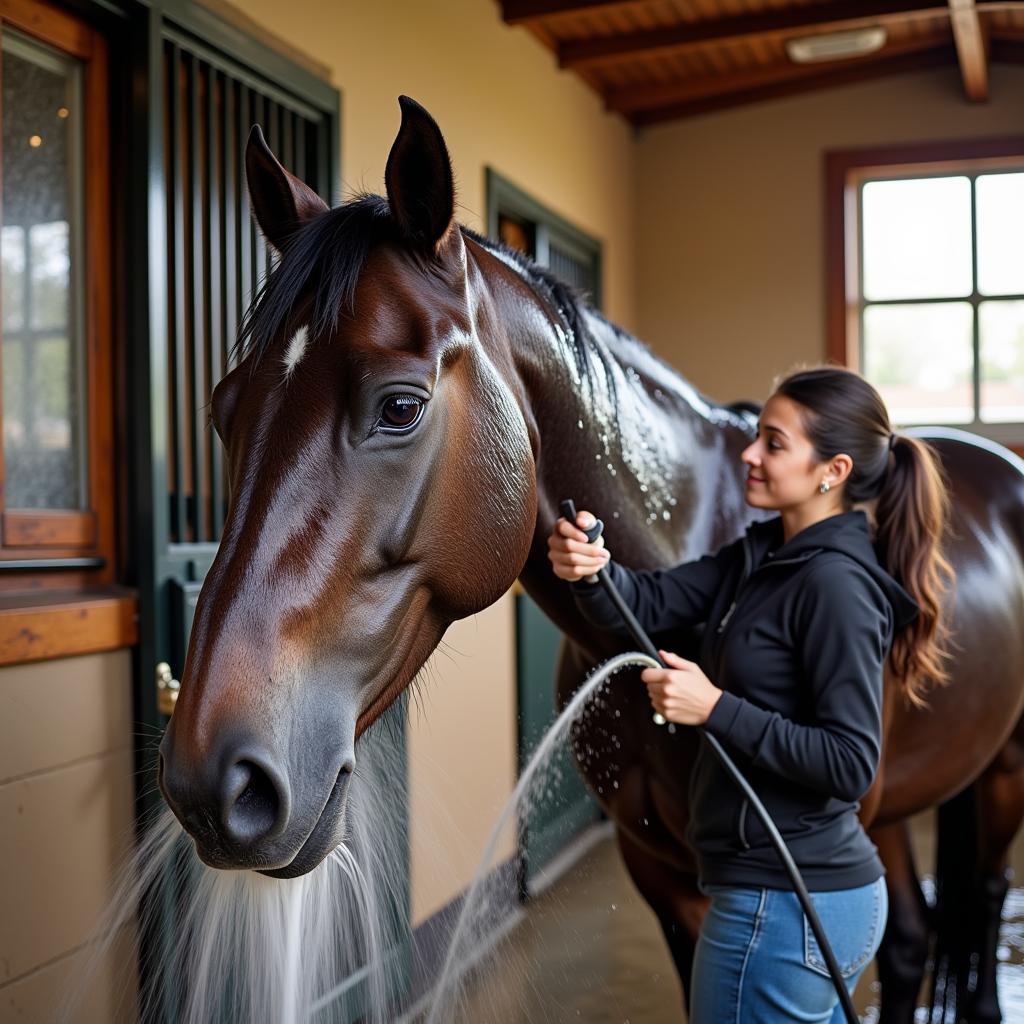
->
<box><xmin>245</xmin><ymin>124</ymin><xmax>328</xmax><ymax>252</ymax></box>
<box><xmin>385</xmin><ymin>96</ymin><xmax>457</xmax><ymax>256</ymax></box>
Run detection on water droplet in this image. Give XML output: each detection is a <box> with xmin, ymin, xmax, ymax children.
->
<box><xmin>577</xmin><ymin>419</ymin><xmax>583</xmax><ymax>429</ymax></box>
<box><xmin>663</xmin><ymin>510</ymin><xmax>671</xmax><ymax>521</ymax></box>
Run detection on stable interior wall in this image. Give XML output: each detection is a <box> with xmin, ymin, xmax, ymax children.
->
<box><xmin>213</xmin><ymin>0</ymin><xmax>636</xmax><ymax>926</ymax></box>
<box><xmin>0</xmin><ymin>651</ymin><xmax>136</xmax><ymax>1024</ymax></box>
<box><xmin>634</xmin><ymin>64</ymin><xmax>1024</xmax><ymax>407</ymax></box>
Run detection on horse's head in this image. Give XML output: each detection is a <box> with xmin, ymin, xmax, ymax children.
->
<box><xmin>159</xmin><ymin>97</ymin><xmax>538</xmax><ymax>876</ymax></box>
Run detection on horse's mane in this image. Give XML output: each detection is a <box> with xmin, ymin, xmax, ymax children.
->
<box><xmin>235</xmin><ymin>193</ymin><xmax>621</xmax><ymax>388</ymax></box>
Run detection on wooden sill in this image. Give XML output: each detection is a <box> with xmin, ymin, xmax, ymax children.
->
<box><xmin>2</xmin><ymin>510</ymin><xmax>98</xmax><ymax>548</ymax></box>
<box><xmin>0</xmin><ymin>586</ymin><xmax>138</xmax><ymax>666</ymax></box>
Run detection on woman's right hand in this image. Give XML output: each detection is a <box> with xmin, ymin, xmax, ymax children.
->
<box><xmin>547</xmin><ymin>510</ymin><xmax>611</xmax><ymax>582</ymax></box>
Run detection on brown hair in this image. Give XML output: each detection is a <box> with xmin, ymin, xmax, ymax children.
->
<box><xmin>775</xmin><ymin>366</ymin><xmax>954</xmax><ymax>706</ymax></box>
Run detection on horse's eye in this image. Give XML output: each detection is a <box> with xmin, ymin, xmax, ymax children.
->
<box><xmin>378</xmin><ymin>395</ymin><xmax>424</xmax><ymax>433</ymax></box>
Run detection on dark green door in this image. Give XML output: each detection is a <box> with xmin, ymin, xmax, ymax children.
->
<box><xmin>516</xmin><ymin>593</ymin><xmax>601</xmax><ymax>889</ymax></box>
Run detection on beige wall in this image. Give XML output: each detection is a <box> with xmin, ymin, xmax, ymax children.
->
<box><xmin>226</xmin><ymin>0</ymin><xmax>637</xmax><ymax>333</ymax></box>
<box><xmin>0</xmin><ymin>651</ymin><xmax>136</xmax><ymax>1023</ymax></box>
<box><xmin>224</xmin><ymin>0</ymin><xmax>637</xmax><ymax>924</ymax></box>
<box><xmin>634</xmin><ymin>64</ymin><xmax>1024</xmax><ymax>405</ymax></box>
<box><xmin>408</xmin><ymin>593</ymin><xmax>519</xmax><ymax>924</ymax></box>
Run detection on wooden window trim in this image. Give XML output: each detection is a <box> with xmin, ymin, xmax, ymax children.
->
<box><xmin>0</xmin><ymin>3</ymin><xmax>115</xmax><ymax>585</ymax></box>
<box><xmin>2</xmin><ymin>508</ymin><xmax>96</xmax><ymax>546</ymax></box>
<box><xmin>0</xmin><ymin>585</ymin><xmax>137</xmax><ymax>665</ymax></box>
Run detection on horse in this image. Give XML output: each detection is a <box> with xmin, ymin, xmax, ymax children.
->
<box><xmin>157</xmin><ymin>95</ymin><xmax>1024</xmax><ymax>1023</ymax></box>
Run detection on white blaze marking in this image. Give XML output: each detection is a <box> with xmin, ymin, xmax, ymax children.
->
<box><xmin>282</xmin><ymin>325</ymin><xmax>308</xmax><ymax>377</ymax></box>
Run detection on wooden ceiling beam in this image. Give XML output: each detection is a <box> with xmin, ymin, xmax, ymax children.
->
<box><xmin>502</xmin><ymin>0</ymin><xmax>644</xmax><ymax>25</ymax></box>
<box><xmin>553</xmin><ymin>1</ymin><xmax>1024</xmax><ymax>68</ymax></box>
<box><xmin>605</xmin><ymin>34</ymin><xmax>950</xmax><ymax>113</ymax></box>
<box><xmin>949</xmin><ymin>0</ymin><xmax>990</xmax><ymax>98</ymax></box>
<box><xmin>630</xmin><ymin>46</ymin><xmax>954</xmax><ymax>125</ymax></box>
<box><xmin>561</xmin><ymin>1</ymin><xmax>945</xmax><ymax>69</ymax></box>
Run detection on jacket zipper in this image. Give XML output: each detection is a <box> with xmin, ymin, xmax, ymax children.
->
<box><xmin>716</xmin><ymin>535</ymin><xmax>754</xmax><ymax>635</ymax></box>
<box><xmin>715</xmin><ymin>539</ymin><xmax>818</xmax><ymax>636</ymax></box>
<box><xmin>714</xmin><ymin>536</ymin><xmax>821</xmax><ymax>855</ymax></box>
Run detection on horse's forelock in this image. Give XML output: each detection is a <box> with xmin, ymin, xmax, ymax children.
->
<box><xmin>235</xmin><ymin>194</ymin><xmax>398</xmax><ymax>366</ymax></box>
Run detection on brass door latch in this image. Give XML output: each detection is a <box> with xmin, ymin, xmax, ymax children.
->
<box><xmin>156</xmin><ymin>662</ymin><xmax>180</xmax><ymax>716</ymax></box>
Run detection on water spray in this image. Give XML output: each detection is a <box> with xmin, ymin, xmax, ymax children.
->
<box><xmin>559</xmin><ymin>498</ymin><xmax>860</xmax><ymax>1024</ymax></box>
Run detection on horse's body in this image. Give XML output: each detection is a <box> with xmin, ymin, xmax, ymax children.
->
<box><xmin>504</xmin><ymin>250</ymin><xmax>1024</xmax><ymax>1021</ymax></box>
<box><xmin>159</xmin><ymin>98</ymin><xmax>1024</xmax><ymax>1022</ymax></box>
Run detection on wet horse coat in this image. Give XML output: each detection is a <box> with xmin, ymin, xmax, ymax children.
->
<box><xmin>159</xmin><ymin>98</ymin><xmax>1024</xmax><ymax>1022</ymax></box>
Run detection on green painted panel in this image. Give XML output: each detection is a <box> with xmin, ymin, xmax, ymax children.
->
<box><xmin>516</xmin><ymin>594</ymin><xmax>599</xmax><ymax>890</ymax></box>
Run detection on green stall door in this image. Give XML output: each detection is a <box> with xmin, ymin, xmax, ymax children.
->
<box><xmin>516</xmin><ymin>593</ymin><xmax>600</xmax><ymax>892</ymax></box>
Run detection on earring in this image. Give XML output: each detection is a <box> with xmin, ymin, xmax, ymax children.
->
<box><xmin>819</xmin><ymin>479</ymin><xmax>830</xmax><ymax>494</ymax></box>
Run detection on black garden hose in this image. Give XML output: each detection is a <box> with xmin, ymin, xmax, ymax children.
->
<box><xmin>559</xmin><ymin>499</ymin><xmax>860</xmax><ymax>1024</ymax></box>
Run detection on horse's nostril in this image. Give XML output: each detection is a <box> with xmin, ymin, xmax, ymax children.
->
<box><xmin>223</xmin><ymin>759</ymin><xmax>285</xmax><ymax>846</ymax></box>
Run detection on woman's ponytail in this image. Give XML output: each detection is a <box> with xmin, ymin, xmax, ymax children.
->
<box><xmin>776</xmin><ymin>367</ymin><xmax>955</xmax><ymax>706</ymax></box>
<box><xmin>873</xmin><ymin>434</ymin><xmax>954</xmax><ymax>706</ymax></box>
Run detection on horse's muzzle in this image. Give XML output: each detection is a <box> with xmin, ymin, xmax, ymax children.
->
<box><xmin>158</xmin><ymin>723</ymin><xmax>352</xmax><ymax>873</ymax></box>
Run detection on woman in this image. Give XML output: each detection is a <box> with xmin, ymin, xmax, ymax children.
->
<box><xmin>547</xmin><ymin>366</ymin><xmax>952</xmax><ymax>1023</ymax></box>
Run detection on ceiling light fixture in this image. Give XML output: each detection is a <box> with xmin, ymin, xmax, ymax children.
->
<box><xmin>785</xmin><ymin>27</ymin><xmax>888</xmax><ymax>64</ymax></box>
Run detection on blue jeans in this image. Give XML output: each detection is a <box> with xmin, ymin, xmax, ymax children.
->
<box><xmin>689</xmin><ymin>877</ymin><xmax>888</xmax><ymax>1023</ymax></box>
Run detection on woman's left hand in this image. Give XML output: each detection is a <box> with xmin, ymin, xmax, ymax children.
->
<box><xmin>640</xmin><ymin>649</ymin><xmax>723</xmax><ymax>726</ymax></box>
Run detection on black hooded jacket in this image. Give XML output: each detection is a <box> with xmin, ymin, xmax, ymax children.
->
<box><xmin>572</xmin><ymin>510</ymin><xmax>919</xmax><ymax>890</ymax></box>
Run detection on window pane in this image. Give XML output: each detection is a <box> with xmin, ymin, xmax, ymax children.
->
<box><xmin>977</xmin><ymin>172</ymin><xmax>1024</xmax><ymax>297</ymax></box>
<box><xmin>1</xmin><ymin>32</ymin><xmax>86</xmax><ymax>509</ymax></box>
<box><xmin>1</xmin><ymin>226</ymin><xmax>25</xmax><ymax>331</ymax></box>
<box><xmin>30</xmin><ymin>221</ymin><xmax>69</xmax><ymax>329</ymax></box>
<box><xmin>980</xmin><ymin>300</ymin><xmax>1024</xmax><ymax>423</ymax></box>
<box><xmin>862</xmin><ymin>177</ymin><xmax>972</xmax><ymax>300</ymax></box>
<box><xmin>863</xmin><ymin>302</ymin><xmax>974</xmax><ymax>424</ymax></box>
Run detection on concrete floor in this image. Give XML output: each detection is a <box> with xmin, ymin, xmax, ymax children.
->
<box><xmin>446</xmin><ymin>813</ymin><xmax>1024</xmax><ymax>1023</ymax></box>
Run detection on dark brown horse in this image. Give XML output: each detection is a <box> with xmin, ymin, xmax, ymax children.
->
<box><xmin>158</xmin><ymin>96</ymin><xmax>1024</xmax><ymax>1023</ymax></box>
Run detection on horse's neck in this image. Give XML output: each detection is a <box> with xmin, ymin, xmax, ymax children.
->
<box><xmin>484</xmin><ymin>254</ymin><xmax>757</xmax><ymax>570</ymax></box>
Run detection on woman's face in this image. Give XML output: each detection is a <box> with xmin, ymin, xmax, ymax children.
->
<box><xmin>741</xmin><ymin>393</ymin><xmax>831</xmax><ymax>511</ymax></box>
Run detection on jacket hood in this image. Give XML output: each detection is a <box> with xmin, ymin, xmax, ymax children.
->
<box><xmin>747</xmin><ymin>510</ymin><xmax>919</xmax><ymax>631</ymax></box>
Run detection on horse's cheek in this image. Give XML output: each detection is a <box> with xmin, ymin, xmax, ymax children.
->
<box><xmin>433</xmin><ymin>366</ymin><xmax>536</xmax><ymax>615</ymax></box>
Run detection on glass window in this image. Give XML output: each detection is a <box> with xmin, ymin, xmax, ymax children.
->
<box><xmin>859</xmin><ymin>168</ymin><xmax>1024</xmax><ymax>428</ymax></box>
<box><xmin>862</xmin><ymin>177</ymin><xmax>972</xmax><ymax>301</ymax></box>
<box><xmin>977</xmin><ymin>173</ymin><xmax>1024</xmax><ymax>297</ymax></box>
<box><xmin>1</xmin><ymin>31</ymin><xmax>86</xmax><ymax>510</ymax></box>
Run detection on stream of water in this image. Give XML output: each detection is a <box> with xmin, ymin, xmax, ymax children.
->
<box><xmin>423</xmin><ymin>651</ymin><xmax>660</xmax><ymax>1023</ymax></box>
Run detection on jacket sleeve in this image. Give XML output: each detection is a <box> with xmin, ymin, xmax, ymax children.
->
<box><xmin>570</xmin><ymin>537</ymin><xmax>740</xmax><ymax>636</ymax></box>
<box><xmin>702</xmin><ymin>560</ymin><xmax>890</xmax><ymax>802</ymax></box>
